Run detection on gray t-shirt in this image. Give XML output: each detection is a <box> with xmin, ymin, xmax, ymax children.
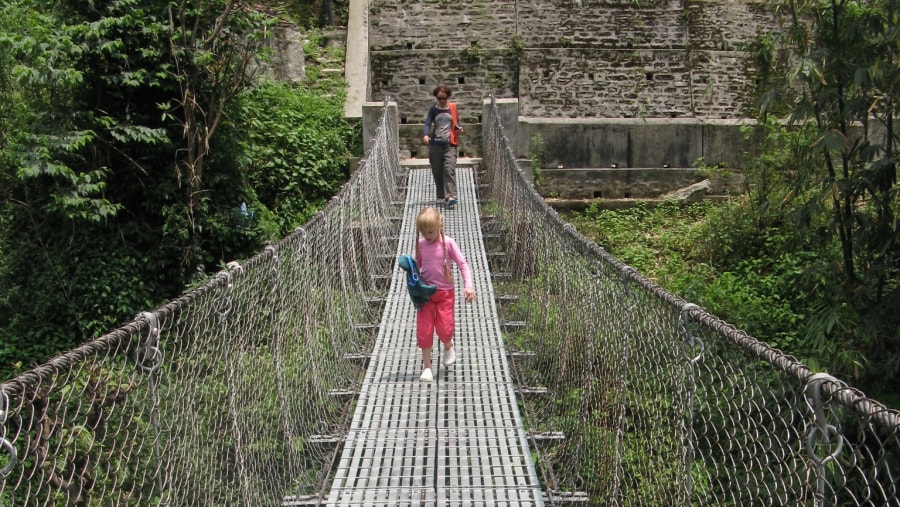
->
<box><xmin>424</xmin><ymin>105</ymin><xmax>453</xmax><ymax>144</ymax></box>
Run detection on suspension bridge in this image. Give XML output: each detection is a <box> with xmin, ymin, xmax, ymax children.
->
<box><xmin>1</xmin><ymin>99</ymin><xmax>898</xmax><ymax>506</ymax></box>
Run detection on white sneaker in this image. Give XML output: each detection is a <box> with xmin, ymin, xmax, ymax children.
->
<box><xmin>443</xmin><ymin>348</ymin><xmax>456</xmax><ymax>367</ymax></box>
<box><xmin>420</xmin><ymin>368</ymin><xmax>433</xmax><ymax>382</ymax></box>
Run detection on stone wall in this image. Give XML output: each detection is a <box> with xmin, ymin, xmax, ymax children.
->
<box><xmin>257</xmin><ymin>23</ymin><xmax>306</xmax><ymax>83</ymax></box>
<box><xmin>517</xmin><ymin>117</ymin><xmax>762</xmax><ymax>169</ymax></box>
<box><xmin>536</xmin><ymin>166</ymin><xmax>746</xmax><ymax>201</ymax></box>
<box><xmin>369</xmin><ymin>51</ymin><xmax>517</xmax><ymax>125</ymax></box>
<box><xmin>539</xmin><ymin>168</ymin><xmax>707</xmax><ymax>199</ymax></box>
<box><xmin>367</xmin><ymin>0</ymin><xmax>790</xmax><ymax>124</ymax></box>
<box><xmin>363</xmin><ymin>99</ymin><xmax>751</xmax><ymax>200</ymax></box>
<box><xmin>369</xmin><ymin>0</ymin><xmax>517</xmax><ymax>51</ymax></box>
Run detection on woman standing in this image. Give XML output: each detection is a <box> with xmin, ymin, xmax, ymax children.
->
<box><xmin>422</xmin><ymin>85</ymin><xmax>463</xmax><ymax>208</ymax></box>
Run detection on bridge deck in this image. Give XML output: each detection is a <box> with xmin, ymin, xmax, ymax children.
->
<box><xmin>326</xmin><ymin>165</ymin><xmax>544</xmax><ymax>506</ymax></box>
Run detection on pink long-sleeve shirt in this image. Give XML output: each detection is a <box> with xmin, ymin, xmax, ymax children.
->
<box><xmin>417</xmin><ymin>235</ymin><xmax>473</xmax><ymax>291</ymax></box>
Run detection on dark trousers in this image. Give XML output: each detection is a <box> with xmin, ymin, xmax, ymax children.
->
<box><xmin>428</xmin><ymin>143</ymin><xmax>457</xmax><ymax>200</ymax></box>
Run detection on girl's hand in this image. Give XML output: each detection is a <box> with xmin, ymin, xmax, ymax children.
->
<box><xmin>423</xmin><ymin>135</ymin><xmax>430</xmax><ymax>145</ymax></box>
<box><xmin>464</xmin><ymin>288</ymin><xmax>476</xmax><ymax>302</ymax></box>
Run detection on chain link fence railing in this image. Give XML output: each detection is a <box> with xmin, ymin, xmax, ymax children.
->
<box><xmin>2</xmin><ymin>96</ymin><xmax>898</xmax><ymax>506</ymax></box>
<box><xmin>481</xmin><ymin>96</ymin><xmax>900</xmax><ymax>507</ymax></box>
<box><xmin>0</xmin><ymin>100</ymin><xmax>404</xmax><ymax>507</ymax></box>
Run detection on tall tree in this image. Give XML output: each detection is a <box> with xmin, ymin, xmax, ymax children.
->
<box><xmin>752</xmin><ymin>0</ymin><xmax>900</xmax><ymax>385</ymax></box>
<box><xmin>0</xmin><ymin>0</ymin><xmax>275</xmax><ymax>376</ymax></box>
<box><xmin>163</xmin><ymin>0</ymin><xmax>273</xmax><ymax>269</ymax></box>
<box><xmin>778</xmin><ymin>0</ymin><xmax>899</xmax><ymax>296</ymax></box>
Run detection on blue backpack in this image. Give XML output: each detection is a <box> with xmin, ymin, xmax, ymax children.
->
<box><xmin>398</xmin><ymin>255</ymin><xmax>437</xmax><ymax>311</ymax></box>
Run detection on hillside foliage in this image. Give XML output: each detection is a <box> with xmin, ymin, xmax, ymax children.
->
<box><xmin>572</xmin><ymin>0</ymin><xmax>900</xmax><ymax>405</ymax></box>
<box><xmin>2</xmin><ymin>0</ymin><xmax>898</xmax><ymax>409</ymax></box>
<box><xmin>0</xmin><ymin>0</ymin><xmax>356</xmax><ymax>379</ymax></box>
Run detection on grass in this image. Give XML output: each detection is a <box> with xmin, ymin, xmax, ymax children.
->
<box><xmin>566</xmin><ymin>200</ymin><xmax>718</xmax><ymax>295</ymax></box>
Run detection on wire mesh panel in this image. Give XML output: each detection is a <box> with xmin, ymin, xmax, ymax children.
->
<box><xmin>326</xmin><ymin>166</ymin><xmax>544</xmax><ymax>506</ymax></box>
<box><xmin>0</xmin><ymin>100</ymin><xmax>406</xmax><ymax>507</ymax></box>
<box><xmin>2</xmin><ymin>99</ymin><xmax>898</xmax><ymax>507</ymax></box>
<box><xmin>481</xmin><ymin>95</ymin><xmax>900</xmax><ymax>507</ymax></box>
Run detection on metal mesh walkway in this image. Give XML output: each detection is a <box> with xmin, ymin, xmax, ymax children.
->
<box><xmin>326</xmin><ymin>164</ymin><xmax>544</xmax><ymax>506</ymax></box>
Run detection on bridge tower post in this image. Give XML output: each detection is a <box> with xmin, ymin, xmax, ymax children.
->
<box><xmin>363</xmin><ymin>100</ymin><xmax>398</xmax><ymax>157</ymax></box>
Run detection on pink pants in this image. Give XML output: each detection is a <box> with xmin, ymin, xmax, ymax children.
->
<box><xmin>417</xmin><ymin>289</ymin><xmax>455</xmax><ymax>348</ymax></box>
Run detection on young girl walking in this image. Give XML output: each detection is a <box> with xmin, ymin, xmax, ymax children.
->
<box><xmin>414</xmin><ymin>207</ymin><xmax>476</xmax><ymax>382</ymax></box>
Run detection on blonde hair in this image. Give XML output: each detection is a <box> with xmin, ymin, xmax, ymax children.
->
<box><xmin>415</xmin><ymin>207</ymin><xmax>452</xmax><ymax>282</ymax></box>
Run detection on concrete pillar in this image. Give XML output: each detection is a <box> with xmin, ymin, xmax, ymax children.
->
<box><xmin>343</xmin><ymin>0</ymin><xmax>369</xmax><ymax>119</ymax></box>
<box><xmin>483</xmin><ymin>97</ymin><xmax>532</xmax><ymax>184</ymax></box>
<box><xmin>482</xmin><ymin>97</ymin><xmax>520</xmax><ymax>158</ymax></box>
<box><xmin>362</xmin><ymin>101</ymin><xmax>398</xmax><ymax>157</ymax></box>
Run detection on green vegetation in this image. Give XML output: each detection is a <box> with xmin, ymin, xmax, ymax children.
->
<box><xmin>280</xmin><ymin>0</ymin><xmax>348</xmax><ymax>28</ymax></box>
<box><xmin>224</xmin><ymin>80</ymin><xmax>356</xmax><ymax>238</ymax></box>
<box><xmin>569</xmin><ymin>195</ymin><xmax>896</xmax><ymax>405</ymax></box>
<box><xmin>568</xmin><ymin>0</ymin><xmax>900</xmax><ymax>406</ymax></box>
<box><xmin>0</xmin><ymin>0</ymin><xmax>357</xmax><ymax>380</ymax></box>
<box><xmin>529</xmin><ymin>133</ymin><xmax>545</xmax><ymax>186</ymax></box>
<box><xmin>462</xmin><ymin>41</ymin><xmax>484</xmax><ymax>63</ymax></box>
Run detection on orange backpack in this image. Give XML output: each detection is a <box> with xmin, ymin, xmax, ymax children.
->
<box><xmin>449</xmin><ymin>102</ymin><xmax>460</xmax><ymax>147</ymax></box>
